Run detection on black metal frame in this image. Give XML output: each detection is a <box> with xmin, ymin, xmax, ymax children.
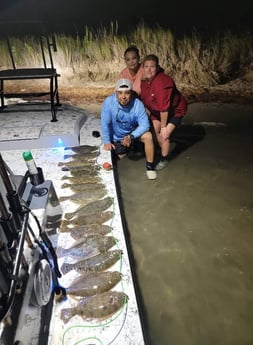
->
<box><xmin>0</xmin><ymin>35</ymin><xmax>61</xmax><ymax>122</ymax></box>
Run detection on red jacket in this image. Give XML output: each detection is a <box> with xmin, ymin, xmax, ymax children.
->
<box><xmin>141</xmin><ymin>71</ymin><xmax>187</xmax><ymax>119</ymax></box>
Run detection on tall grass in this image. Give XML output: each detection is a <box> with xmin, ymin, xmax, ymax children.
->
<box><xmin>0</xmin><ymin>22</ymin><xmax>252</xmax><ymax>88</ymax></box>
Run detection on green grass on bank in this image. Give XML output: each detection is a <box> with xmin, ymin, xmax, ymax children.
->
<box><xmin>0</xmin><ymin>22</ymin><xmax>252</xmax><ymax>88</ymax></box>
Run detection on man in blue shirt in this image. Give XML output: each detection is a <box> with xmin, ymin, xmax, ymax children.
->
<box><xmin>101</xmin><ymin>78</ymin><xmax>157</xmax><ymax>180</ymax></box>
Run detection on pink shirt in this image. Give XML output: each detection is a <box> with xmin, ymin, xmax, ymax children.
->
<box><xmin>118</xmin><ymin>64</ymin><xmax>144</xmax><ymax>96</ymax></box>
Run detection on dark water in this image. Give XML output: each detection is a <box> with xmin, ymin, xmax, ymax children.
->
<box><xmin>116</xmin><ymin>103</ymin><xmax>253</xmax><ymax>345</ymax></box>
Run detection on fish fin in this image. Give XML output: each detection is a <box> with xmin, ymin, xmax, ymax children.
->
<box><xmin>60</xmin><ymin>307</ymin><xmax>74</xmax><ymax>324</ymax></box>
<box><xmin>61</xmin><ymin>262</ymin><xmax>73</xmax><ymax>275</ymax></box>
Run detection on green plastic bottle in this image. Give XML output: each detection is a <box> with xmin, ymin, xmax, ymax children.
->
<box><xmin>22</xmin><ymin>151</ymin><xmax>38</xmax><ymax>175</ymax></box>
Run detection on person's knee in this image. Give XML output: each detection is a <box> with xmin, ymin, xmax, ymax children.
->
<box><xmin>141</xmin><ymin>131</ymin><xmax>153</xmax><ymax>143</ymax></box>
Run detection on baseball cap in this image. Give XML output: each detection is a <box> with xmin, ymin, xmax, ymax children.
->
<box><xmin>115</xmin><ymin>78</ymin><xmax>132</xmax><ymax>91</ymax></box>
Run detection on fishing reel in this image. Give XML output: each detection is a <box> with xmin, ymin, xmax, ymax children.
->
<box><xmin>30</xmin><ymin>259</ymin><xmax>52</xmax><ymax>307</ymax></box>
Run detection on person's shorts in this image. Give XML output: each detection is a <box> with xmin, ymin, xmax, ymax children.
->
<box><xmin>169</xmin><ymin>115</ymin><xmax>183</xmax><ymax>127</ymax></box>
<box><xmin>114</xmin><ymin>142</ymin><xmax>130</xmax><ymax>155</ymax></box>
<box><xmin>150</xmin><ymin>113</ymin><xmax>183</xmax><ymax>127</ymax></box>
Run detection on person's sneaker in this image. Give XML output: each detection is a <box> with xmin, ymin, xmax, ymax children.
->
<box><xmin>155</xmin><ymin>160</ymin><xmax>169</xmax><ymax>171</ymax></box>
<box><xmin>146</xmin><ymin>170</ymin><xmax>157</xmax><ymax>180</ymax></box>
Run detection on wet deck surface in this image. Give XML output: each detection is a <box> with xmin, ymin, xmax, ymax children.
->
<box><xmin>0</xmin><ymin>100</ymin><xmax>146</xmax><ymax>345</ymax></box>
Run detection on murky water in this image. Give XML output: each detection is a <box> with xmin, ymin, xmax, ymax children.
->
<box><xmin>116</xmin><ymin>103</ymin><xmax>253</xmax><ymax>345</ymax></box>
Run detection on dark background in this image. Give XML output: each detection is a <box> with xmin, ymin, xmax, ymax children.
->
<box><xmin>0</xmin><ymin>0</ymin><xmax>252</xmax><ymax>36</ymax></box>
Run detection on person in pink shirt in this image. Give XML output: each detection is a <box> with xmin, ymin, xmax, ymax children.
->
<box><xmin>118</xmin><ymin>45</ymin><xmax>144</xmax><ymax>96</ymax></box>
<box><xmin>141</xmin><ymin>54</ymin><xmax>188</xmax><ymax>170</ymax></box>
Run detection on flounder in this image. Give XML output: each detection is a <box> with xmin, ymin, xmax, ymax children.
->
<box><xmin>60</xmin><ymin>249</ymin><xmax>122</xmax><ymax>275</ymax></box>
<box><xmin>69</xmin><ymin>224</ymin><xmax>112</xmax><ymax>240</ymax></box>
<box><xmin>64</xmin><ymin>196</ymin><xmax>113</xmax><ymax>220</ymax></box>
<box><xmin>58</xmin><ymin>159</ymin><xmax>95</xmax><ymax>168</ymax></box>
<box><xmin>58</xmin><ymin>187</ymin><xmax>106</xmax><ymax>205</ymax></box>
<box><xmin>56</xmin><ymin>235</ymin><xmax>117</xmax><ymax>258</ymax></box>
<box><xmin>62</xmin><ymin>165</ymin><xmax>100</xmax><ymax>173</ymax></box>
<box><xmin>63</xmin><ymin>151</ymin><xmax>99</xmax><ymax>160</ymax></box>
<box><xmin>61</xmin><ymin>210</ymin><xmax>114</xmax><ymax>227</ymax></box>
<box><xmin>64</xmin><ymin>145</ymin><xmax>99</xmax><ymax>153</ymax></box>
<box><xmin>66</xmin><ymin>271</ymin><xmax>122</xmax><ymax>297</ymax></box>
<box><xmin>60</xmin><ymin>290</ymin><xmax>128</xmax><ymax>323</ymax></box>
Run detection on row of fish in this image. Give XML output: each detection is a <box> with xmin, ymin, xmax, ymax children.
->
<box><xmin>55</xmin><ymin>145</ymin><xmax>128</xmax><ymax>323</ymax></box>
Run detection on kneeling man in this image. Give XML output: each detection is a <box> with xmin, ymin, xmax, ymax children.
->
<box><xmin>101</xmin><ymin>78</ymin><xmax>157</xmax><ymax>180</ymax></box>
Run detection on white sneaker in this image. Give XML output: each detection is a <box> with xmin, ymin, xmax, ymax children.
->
<box><xmin>146</xmin><ymin>170</ymin><xmax>157</xmax><ymax>180</ymax></box>
<box><xmin>155</xmin><ymin>160</ymin><xmax>168</xmax><ymax>171</ymax></box>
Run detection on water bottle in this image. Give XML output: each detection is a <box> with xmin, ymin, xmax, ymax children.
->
<box><xmin>22</xmin><ymin>151</ymin><xmax>38</xmax><ymax>175</ymax></box>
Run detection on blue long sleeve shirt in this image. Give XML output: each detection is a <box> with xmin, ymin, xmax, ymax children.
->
<box><xmin>101</xmin><ymin>93</ymin><xmax>150</xmax><ymax>144</ymax></box>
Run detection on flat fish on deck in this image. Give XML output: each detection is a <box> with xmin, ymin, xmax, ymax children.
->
<box><xmin>64</xmin><ymin>196</ymin><xmax>114</xmax><ymax>220</ymax></box>
<box><xmin>61</xmin><ymin>210</ymin><xmax>114</xmax><ymax>227</ymax></box>
<box><xmin>69</xmin><ymin>224</ymin><xmax>112</xmax><ymax>240</ymax></box>
<box><xmin>60</xmin><ymin>249</ymin><xmax>122</xmax><ymax>275</ymax></box>
<box><xmin>61</xmin><ymin>169</ymin><xmax>101</xmax><ymax>183</ymax></box>
<box><xmin>66</xmin><ymin>271</ymin><xmax>122</xmax><ymax>297</ymax></box>
<box><xmin>64</xmin><ymin>145</ymin><xmax>99</xmax><ymax>153</ymax></box>
<box><xmin>58</xmin><ymin>187</ymin><xmax>107</xmax><ymax>205</ymax></box>
<box><xmin>61</xmin><ymin>182</ymin><xmax>105</xmax><ymax>193</ymax></box>
<box><xmin>63</xmin><ymin>151</ymin><xmax>100</xmax><ymax>160</ymax></box>
<box><xmin>58</xmin><ymin>160</ymin><xmax>95</xmax><ymax>168</ymax></box>
<box><xmin>62</xmin><ymin>165</ymin><xmax>100</xmax><ymax>173</ymax></box>
<box><xmin>60</xmin><ymin>290</ymin><xmax>128</xmax><ymax>323</ymax></box>
<box><xmin>61</xmin><ymin>178</ymin><xmax>105</xmax><ymax>193</ymax></box>
<box><xmin>56</xmin><ymin>235</ymin><xmax>117</xmax><ymax>258</ymax></box>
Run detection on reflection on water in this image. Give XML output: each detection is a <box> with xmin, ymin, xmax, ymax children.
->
<box><xmin>116</xmin><ymin>103</ymin><xmax>253</xmax><ymax>345</ymax></box>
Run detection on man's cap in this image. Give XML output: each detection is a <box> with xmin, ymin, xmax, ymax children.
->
<box><xmin>115</xmin><ymin>78</ymin><xmax>132</xmax><ymax>91</ymax></box>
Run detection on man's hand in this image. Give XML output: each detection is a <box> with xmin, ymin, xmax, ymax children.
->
<box><xmin>122</xmin><ymin>135</ymin><xmax>132</xmax><ymax>147</ymax></box>
<box><xmin>103</xmin><ymin>143</ymin><xmax>115</xmax><ymax>151</ymax></box>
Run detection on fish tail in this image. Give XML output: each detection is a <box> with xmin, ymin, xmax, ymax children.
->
<box><xmin>60</xmin><ymin>307</ymin><xmax>74</xmax><ymax>323</ymax></box>
<box><xmin>61</xmin><ymin>166</ymin><xmax>70</xmax><ymax>171</ymax></box>
<box><xmin>59</xmin><ymin>222</ymin><xmax>71</xmax><ymax>232</ymax></box>
<box><xmin>56</xmin><ymin>246</ymin><xmax>65</xmax><ymax>258</ymax></box>
<box><xmin>59</xmin><ymin>196</ymin><xmax>68</xmax><ymax>202</ymax></box>
<box><xmin>61</xmin><ymin>262</ymin><xmax>73</xmax><ymax>275</ymax></box>
<box><xmin>64</xmin><ymin>212</ymin><xmax>74</xmax><ymax>220</ymax></box>
<box><xmin>61</xmin><ymin>219</ymin><xmax>70</xmax><ymax>227</ymax></box>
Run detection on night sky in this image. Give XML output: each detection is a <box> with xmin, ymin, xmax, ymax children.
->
<box><xmin>0</xmin><ymin>0</ymin><xmax>252</xmax><ymax>36</ymax></box>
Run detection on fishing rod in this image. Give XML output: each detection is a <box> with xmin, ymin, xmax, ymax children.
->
<box><xmin>0</xmin><ymin>153</ymin><xmax>23</xmax><ymax>231</ymax></box>
<box><xmin>0</xmin><ymin>191</ymin><xmax>18</xmax><ymax>249</ymax></box>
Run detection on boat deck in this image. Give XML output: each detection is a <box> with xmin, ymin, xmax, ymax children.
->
<box><xmin>0</xmin><ymin>100</ymin><xmax>147</xmax><ymax>345</ymax></box>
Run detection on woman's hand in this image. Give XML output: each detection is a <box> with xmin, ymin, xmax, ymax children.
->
<box><xmin>160</xmin><ymin>126</ymin><xmax>168</xmax><ymax>140</ymax></box>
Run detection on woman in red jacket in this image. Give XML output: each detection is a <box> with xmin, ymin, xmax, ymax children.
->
<box><xmin>141</xmin><ymin>54</ymin><xmax>188</xmax><ymax>170</ymax></box>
